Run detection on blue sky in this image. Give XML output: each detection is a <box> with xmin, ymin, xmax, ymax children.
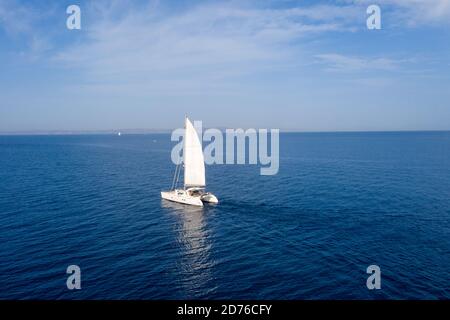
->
<box><xmin>0</xmin><ymin>0</ymin><xmax>449</xmax><ymax>132</ymax></box>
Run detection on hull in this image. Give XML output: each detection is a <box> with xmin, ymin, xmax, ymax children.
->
<box><xmin>201</xmin><ymin>193</ymin><xmax>219</xmax><ymax>204</ymax></box>
<box><xmin>161</xmin><ymin>190</ymin><xmax>203</xmax><ymax>206</ymax></box>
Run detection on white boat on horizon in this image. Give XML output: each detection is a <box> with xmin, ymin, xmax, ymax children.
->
<box><xmin>161</xmin><ymin>117</ymin><xmax>218</xmax><ymax>207</ymax></box>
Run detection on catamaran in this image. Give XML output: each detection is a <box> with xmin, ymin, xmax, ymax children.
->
<box><xmin>161</xmin><ymin>117</ymin><xmax>218</xmax><ymax>206</ymax></box>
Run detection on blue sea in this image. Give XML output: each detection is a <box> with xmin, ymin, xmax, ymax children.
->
<box><xmin>0</xmin><ymin>132</ymin><xmax>449</xmax><ymax>300</ymax></box>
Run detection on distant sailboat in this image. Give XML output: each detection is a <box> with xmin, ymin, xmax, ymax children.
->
<box><xmin>118</xmin><ymin>132</ymin><xmax>122</xmax><ymax>136</ymax></box>
<box><xmin>161</xmin><ymin>117</ymin><xmax>218</xmax><ymax>206</ymax></box>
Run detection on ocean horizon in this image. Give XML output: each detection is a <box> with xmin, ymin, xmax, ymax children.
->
<box><xmin>1</xmin><ymin>129</ymin><xmax>449</xmax><ymax>137</ymax></box>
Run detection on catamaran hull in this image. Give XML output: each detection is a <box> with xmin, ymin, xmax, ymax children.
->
<box><xmin>161</xmin><ymin>189</ymin><xmax>219</xmax><ymax>206</ymax></box>
<box><xmin>161</xmin><ymin>190</ymin><xmax>204</xmax><ymax>206</ymax></box>
<box><xmin>201</xmin><ymin>193</ymin><xmax>219</xmax><ymax>204</ymax></box>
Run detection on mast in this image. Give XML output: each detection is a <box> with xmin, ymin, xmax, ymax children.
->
<box><xmin>170</xmin><ymin>161</ymin><xmax>181</xmax><ymax>190</ymax></box>
<box><xmin>170</xmin><ymin>116</ymin><xmax>186</xmax><ymax>190</ymax></box>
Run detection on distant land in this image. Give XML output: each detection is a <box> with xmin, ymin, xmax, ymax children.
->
<box><xmin>0</xmin><ymin>129</ymin><xmax>449</xmax><ymax>136</ymax></box>
<box><xmin>0</xmin><ymin>129</ymin><xmax>173</xmax><ymax>136</ymax></box>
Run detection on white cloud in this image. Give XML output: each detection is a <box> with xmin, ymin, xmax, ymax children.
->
<box><xmin>3</xmin><ymin>0</ymin><xmax>446</xmax><ymax>94</ymax></box>
<box><xmin>0</xmin><ymin>0</ymin><xmax>34</xmax><ymax>34</ymax></box>
<box><xmin>53</xmin><ymin>1</ymin><xmax>362</xmax><ymax>88</ymax></box>
<box><xmin>347</xmin><ymin>0</ymin><xmax>450</xmax><ymax>26</ymax></box>
<box><xmin>0</xmin><ymin>0</ymin><xmax>54</xmax><ymax>59</ymax></box>
<box><xmin>315</xmin><ymin>53</ymin><xmax>406</xmax><ymax>72</ymax></box>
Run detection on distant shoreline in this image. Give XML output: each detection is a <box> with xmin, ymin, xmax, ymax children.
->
<box><xmin>0</xmin><ymin>129</ymin><xmax>449</xmax><ymax>136</ymax></box>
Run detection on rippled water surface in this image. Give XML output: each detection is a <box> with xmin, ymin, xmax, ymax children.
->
<box><xmin>0</xmin><ymin>132</ymin><xmax>449</xmax><ymax>299</ymax></box>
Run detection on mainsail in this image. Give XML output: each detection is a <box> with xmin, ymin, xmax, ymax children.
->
<box><xmin>184</xmin><ymin>117</ymin><xmax>205</xmax><ymax>188</ymax></box>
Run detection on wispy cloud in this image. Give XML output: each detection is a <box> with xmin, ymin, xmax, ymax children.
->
<box><xmin>52</xmin><ymin>1</ymin><xmax>363</xmax><ymax>87</ymax></box>
<box><xmin>315</xmin><ymin>53</ymin><xmax>410</xmax><ymax>72</ymax></box>
<box><xmin>347</xmin><ymin>0</ymin><xmax>450</xmax><ymax>26</ymax></box>
<box><xmin>4</xmin><ymin>0</ymin><xmax>442</xmax><ymax>81</ymax></box>
<box><xmin>0</xmin><ymin>0</ymin><xmax>55</xmax><ymax>59</ymax></box>
<box><xmin>0</xmin><ymin>0</ymin><xmax>33</xmax><ymax>34</ymax></box>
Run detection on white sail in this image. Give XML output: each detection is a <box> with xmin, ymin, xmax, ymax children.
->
<box><xmin>184</xmin><ymin>117</ymin><xmax>205</xmax><ymax>188</ymax></box>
